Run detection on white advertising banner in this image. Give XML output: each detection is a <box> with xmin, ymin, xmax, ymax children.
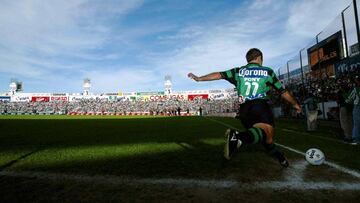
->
<box><xmin>11</xmin><ymin>96</ymin><xmax>31</xmax><ymax>102</ymax></box>
<box><xmin>50</xmin><ymin>96</ymin><xmax>68</xmax><ymax>101</ymax></box>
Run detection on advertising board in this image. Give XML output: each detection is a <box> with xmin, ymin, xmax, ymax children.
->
<box><xmin>0</xmin><ymin>96</ymin><xmax>11</xmax><ymax>101</ymax></box>
<box><xmin>50</xmin><ymin>96</ymin><xmax>68</xmax><ymax>101</ymax></box>
<box><xmin>188</xmin><ymin>94</ymin><xmax>208</xmax><ymax>101</ymax></box>
<box><xmin>31</xmin><ymin>96</ymin><xmax>50</xmax><ymax>102</ymax></box>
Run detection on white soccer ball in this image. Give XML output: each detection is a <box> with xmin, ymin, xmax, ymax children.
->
<box><xmin>305</xmin><ymin>148</ymin><xmax>325</xmax><ymax>165</ymax></box>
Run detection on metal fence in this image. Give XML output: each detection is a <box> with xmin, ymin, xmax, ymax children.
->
<box><xmin>278</xmin><ymin>0</ymin><xmax>360</xmax><ymax>83</ymax></box>
<box><xmin>276</xmin><ymin>0</ymin><xmax>360</xmax><ymax>119</ymax></box>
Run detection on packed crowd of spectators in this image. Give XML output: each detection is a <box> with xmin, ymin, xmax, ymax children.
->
<box><xmin>1</xmin><ymin>68</ymin><xmax>359</xmax><ymax>117</ymax></box>
<box><xmin>0</xmin><ymin>97</ymin><xmax>238</xmax><ymax>115</ymax></box>
<box><xmin>263</xmin><ymin>68</ymin><xmax>360</xmax><ymax>124</ymax></box>
<box><xmin>286</xmin><ymin>68</ymin><xmax>360</xmax><ymax>104</ymax></box>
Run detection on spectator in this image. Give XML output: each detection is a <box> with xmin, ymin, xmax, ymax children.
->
<box><xmin>0</xmin><ymin>97</ymin><xmax>239</xmax><ymax>116</ymax></box>
<box><xmin>346</xmin><ymin>75</ymin><xmax>360</xmax><ymax>145</ymax></box>
<box><xmin>303</xmin><ymin>93</ymin><xmax>319</xmax><ymax>131</ymax></box>
<box><xmin>177</xmin><ymin>107</ymin><xmax>181</xmax><ymax>116</ymax></box>
<box><xmin>337</xmin><ymin>81</ymin><xmax>353</xmax><ymax>142</ymax></box>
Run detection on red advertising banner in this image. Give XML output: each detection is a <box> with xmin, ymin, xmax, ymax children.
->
<box><xmin>31</xmin><ymin>96</ymin><xmax>50</xmax><ymax>102</ymax></box>
<box><xmin>188</xmin><ymin>94</ymin><xmax>208</xmax><ymax>101</ymax></box>
<box><xmin>50</xmin><ymin>96</ymin><xmax>68</xmax><ymax>101</ymax></box>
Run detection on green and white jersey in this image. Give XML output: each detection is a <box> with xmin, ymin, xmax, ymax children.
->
<box><xmin>346</xmin><ymin>87</ymin><xmax>360</xmax><ymax>105</ymax></box>
<box><xmin>220</xmin><ymin>63</ymin><xmax>285</xmax><ymax>103</ymax></box>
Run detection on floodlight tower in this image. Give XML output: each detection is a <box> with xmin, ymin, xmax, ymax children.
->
<box><xmin>9</xmin><ymin>78</ymin><xmax>20</xmax><ymax>95</ymax></box>
<box><xmin>164</xmin><ymin>75</ymin><xmax>172</xmax><ymax>95</ymax></box>
<box><xmin>9</xmin><ymin>81</ymin><xmax>17</xmax><ymax>95</ymax></box>
<box><xmin>83</xmin><ymin>78</ymin><xmax>91</xmax><ymax>96</ymax></box>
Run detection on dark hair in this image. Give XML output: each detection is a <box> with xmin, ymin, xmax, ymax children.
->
<box><xmin>355</xmin><ymin>75</ymin><xmax>360</xmax><ymax>83</ymax></box>
<box><xmin>246</xmin><ymin>48</ymin><xmax>263</xmax><ymax>62</ymax></box>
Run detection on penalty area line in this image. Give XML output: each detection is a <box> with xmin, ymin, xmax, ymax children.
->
<box><xmin>203</xmin><ymin>117</ymin><xmax>360</xmax><ymax>179</ymax></box>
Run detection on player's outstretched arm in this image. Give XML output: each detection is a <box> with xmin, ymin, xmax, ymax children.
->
<box><xmin>281</xmin><ymin>90</ymin><xmax>302</xmax><ymax>113</ymax></box>
<box><xmin>187</xmin><ymin>72</ymin><xmax>223</xmax><ymax>82</ymax></box>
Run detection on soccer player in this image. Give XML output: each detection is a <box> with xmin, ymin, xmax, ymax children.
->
<box><xmin>188</xmin><ymin>48</ymin><xmax>301</xmax><ymax>167</ymax></box>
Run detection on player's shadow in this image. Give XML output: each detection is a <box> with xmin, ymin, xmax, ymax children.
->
<box><xmin>2</xmin><ymin>139</ymin><xmax>283</xmax><ymax>181</ymax></box>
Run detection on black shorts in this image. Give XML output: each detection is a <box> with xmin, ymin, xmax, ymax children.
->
<box><xmin>236</xmin><ymin>99</ymin><xmax>274</xmax><ymax>129</ymax></box>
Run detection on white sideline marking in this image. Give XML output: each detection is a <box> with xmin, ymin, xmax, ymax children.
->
<box><xmin>324</xmin><ymin>162</ymin><xmax>360</xmax><ymax>179</ymax></box>
<box><xmin>2</xmin><ymin>170</ymin><xmax>360</xmax><ymax>190</ymax></box>
<box><xmin>277</xmin><ymin>143</ymin><xmax>360</xmax><ymax>179</ymax></box>
<box><xmin>204</xmin><ymin>117</ymin><xmax>360</xmax><ymax>179</ymax></box>
<box><xmin>0</xmin><ymin>170</ymin><xmax>238</xmax><ymax>188</ymax></box>
<box><xmin>252</xmin><ymin>181</ymin><xmax>360</xmax><ymax>190</ymax></box>
<box><xmin>284</xmin><ymin>160</ymin><xmax>307</xmax><ymax>182</ymax></box>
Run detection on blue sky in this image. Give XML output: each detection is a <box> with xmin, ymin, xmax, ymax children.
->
<box><xmin>0</xmin><ymin>0</ymin><xmax>353</xmax><ymax>93</ymax></box>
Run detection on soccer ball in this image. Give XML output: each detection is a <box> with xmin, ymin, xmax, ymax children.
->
<box><xmin>305</xmin><ymin>148</ymin><xmax>325</xmax><ymax>165</ymax></box>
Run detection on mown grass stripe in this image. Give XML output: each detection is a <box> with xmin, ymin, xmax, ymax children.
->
<box><xmin>281</xmin><ymin>128</ymin><xmax>344</xmax><ymax>144</ymax></box>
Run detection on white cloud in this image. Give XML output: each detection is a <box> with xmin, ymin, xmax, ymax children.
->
<box><xmin>147</xmin><ymin>0</ymin><xmax>353</xmax><ymax>91</ymax></box>
<box><xmin>149</xmin><ymin>0</ymin><xmax>292</xmax><ymax>90</ymax></box>
<box><xmin>249</xmin><ymin>0</ymin><xmax>275</xmax><ymax>10</ymax></box>
<box><xmin>84</xmin><ymin>68</ymin><xmax>160</xmax><ymax>92</ymax></box>
<box><xmin>0</xmin><ymin>0</ymin><xmax>354</xmax><ymax>93</ymax></box>
<box><xmin>286</xmin><ymin>0</ymin><xmax>352</xmax><ymax>38</ymax></box>
<box><xmin>0</xmin><ymin>0</ymin><xmax>144</xmax><ymax>79</ymax></box>
<box><xmin>158</xmin><ymin>25</ymin><xmax>204</xmax><ymax>41</ymax></box>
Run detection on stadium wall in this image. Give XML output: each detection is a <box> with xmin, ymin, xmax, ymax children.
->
<box><xmin>273</xmin><ymin>101</ymin><xmax>338</xmax><ymax>120</ymax></box>
<box><xmin>0</xmin><ymin>88</ymin><xmax>237</xmax><ymax>103</ymax></box>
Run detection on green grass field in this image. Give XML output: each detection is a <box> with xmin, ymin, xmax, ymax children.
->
<box><xmin>0</xmin><ymin>115</ymin><xmax>360</xmax><ymax>202</ymax></box>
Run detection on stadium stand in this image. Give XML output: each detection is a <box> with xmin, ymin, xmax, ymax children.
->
<box><xmin>0</xmin><ymin>91</ymin><xmax>238</xmax><ymax>116</ymax></box>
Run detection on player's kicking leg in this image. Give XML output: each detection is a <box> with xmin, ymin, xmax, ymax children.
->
<box><xmin>224</xmin><ymin>126</ymin><xmax>265</xmax><ymax>160</ymax></box>
<box><xmin>223</xmin><ymin>125</ymin><xmax>289</xmax><ymax>168</ymax></box>
<box><xmin>262</xmin><ymin>142</ymin><xmax>289</xmax><ymax>167</ymax></box>
<box><xmin>224</xmin><ymin>129</ymin><xmax>242</xmax><ymax>160</ymax></box>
